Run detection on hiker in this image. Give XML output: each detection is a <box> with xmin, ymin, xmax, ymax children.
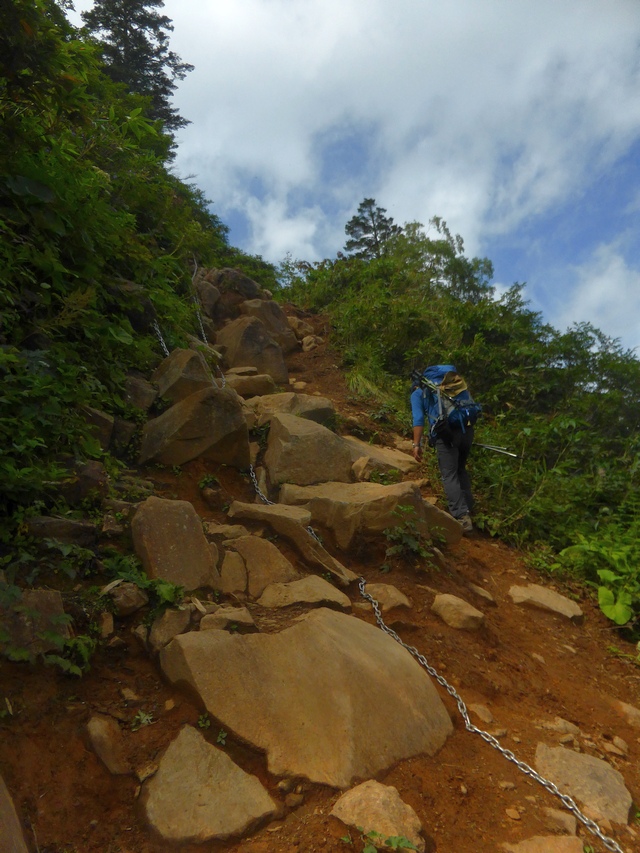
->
<box><xmin>410</xmin><ymin>364</ymin><xmax>476</xmax><ymax>534</ymax></box>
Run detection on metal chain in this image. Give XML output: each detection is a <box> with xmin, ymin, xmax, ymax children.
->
<box><xmin>248</xmin><ymin>463</ymin><xmax>323</xmax><ymax>543</ymax></box>
<box><xmin>190</xmin><ymin>257</ymin><xmax>226</xmax><ymax>388</ymax></box>
<box><xmin>151</xmin><ymin>319</ymin><xmax>170</xmax><ymax>357</ymax></box>
<box><xmin>358</xmin><ymin>578</ymin><xmax>625</xmax><ymax>853</ymax></box>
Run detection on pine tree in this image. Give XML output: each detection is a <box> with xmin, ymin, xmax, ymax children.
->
<box><xmin>82</xmin><ymin>0</ymin><xmax>193</xmax><ymax>133</ymax></box>
<box><xmin>344</xmin><ymin>198</ymin><xmax>402</xmax><ymax>260</ymax></box>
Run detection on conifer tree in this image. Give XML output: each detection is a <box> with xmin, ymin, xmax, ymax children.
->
<box><xmin>82</xmin><ymin>0</ymin><xmax>193</xmax><ymax>133</ymax></box>
<box><xmin>344</xmin><ymin>198</ymin><xmax>402</xmax><ymax>259</ymax></box>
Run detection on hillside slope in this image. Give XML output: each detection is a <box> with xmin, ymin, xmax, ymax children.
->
<box><xmin>1</xmin><ymin>317</ymin><xmax>639</xmax><ymax>853</ymax></box>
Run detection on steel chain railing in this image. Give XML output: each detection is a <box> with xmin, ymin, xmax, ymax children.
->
<box><xmin>358</xmin><ymin>578</ymin><xmax>626</xmax><ymax>853</ymax></box>
<box><xmin>190</xmin><ymin>257</ymin><xmax>226</xmax><ymax>388</ymax></box>
<box><xmin>151</xmin><ymin>319</ymin><xmax>170</xmax><ymax>358</ymax></box>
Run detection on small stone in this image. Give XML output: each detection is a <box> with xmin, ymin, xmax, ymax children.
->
<box><xmin>164</xmin><ymin>699</ymin><xmax>175</xmax><ymax>711</ymax></box>
<box><xmin>277</xmin><ymin>779</ymin><xmax>295</xmax><ymax>794</ymax></box>
<box><xmin>505</xmin><ymin>808</ymin><xmax>521</xmax><ymax>820</ymax></box>
<box><xmin>285</xmin><ymin>793</ymin><xmax>304</xmax><ymax>808</ymax></box>
<box><xmin>559</xmin><ymin>734</ymin><xmax>575</xmax><ymax>745</ymax></box>
<box><xmin>121</xmin><ymin>688</ymin><xmax>140</xmax><ymax>703</ymax></box>
<box><xmin>99</xmin><ymin>612</ymin><xmax>114</xmax><ymax>639</ymax></box>
<box><xmin>531</xmin><ymin>653</ymin><xmax>545</xmax><ymax>664</ymax></box>
<box><xmin>460</xmin><ymin>784</ymin><xmax>468</xmax><ymax>795</ymax></box>
<box><xmin>613</xmin><ymin>736</ymin><xmax>629</xmax><ymax>754</ymax></box>
<box><xmin>468</xmin><ymin>703</ymin><xmax>494</xmax><ymax>724</ymax></box>
<box><xmin>543</xmin><ymin>806</ymin><xmax>577</xmax><ymax>834</ymax></box>
<box><xmin>603</xmin><ymin>743</ymin><xmax>626</xmax><ymax>757</ymax></box>
<box><xmin>499</xmin><ymin>781</ymin><xmax>516</xmax><ymax>791</ymax></box>
<box><xmin>491</xmin><ymin>728</ymin><xmax>508</xmax><ymax>738</ymax></box>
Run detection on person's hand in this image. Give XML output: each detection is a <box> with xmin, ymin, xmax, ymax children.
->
<box><xmin>412</xmin><ymin>444</ymin><xmax>422</xmax><ymax>461</ymax></box>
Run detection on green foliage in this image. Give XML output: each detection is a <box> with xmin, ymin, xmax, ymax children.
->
<box><xmin>82</xmin><ymin>0</ymin><xmax>193</xmax><ymax>134</ymax></box>
<box><xmin>382</xmin><ymin>506</ymin><xmax>431</xmax><ymax>571</ymax></box>
<box><xmin>355</xmin><ymin>828</ymin><xmax>417</xmax><ymax>852</ymax></box>
<box><xmin>131</xmin><ymin>709</ymin><xmax>154</xmax><ymax>731</ymax></box>
<box><xmin>216</xmin><ymin>728</ymin><xmax>227</xmax><ymax>746</ymax></box>
<box><xmin>198</xmin><ymin>474</ymin><xmax>219</xmax><ymax>490</ymax></box>
<box><xmin>101</xmin><ymin>552</ymin><xmax>184</xmax><ymax>613</ymax></box>
<box><xmin>369</xmin><ymin>468</ymin><xmax>402</xmax><ymax>485</ymax></box>
<box><xmin>43</xmin><ymin>633</ymin><xmax>97</xmax><ymax>677</ymax></box>
<box><xmin>197</xmin><ymin>712</ymin><xmax>211</xmax><ymax>729</ymax></box>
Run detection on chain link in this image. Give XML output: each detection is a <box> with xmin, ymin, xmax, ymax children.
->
<box><xmin>151</xmin><ymin>319</ymin><xmax>170</xmax><ymax>357</ymax></box>
<box><xmin>358</xmin><ymin>578</ymin><xmax>625</xmax><ymax>853</ymax></box>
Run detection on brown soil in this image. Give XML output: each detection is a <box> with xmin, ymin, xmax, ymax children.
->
<box><xmin>2</xmin><ymin>317</ymin><xmax>640</xmax><ymax>853</ymax></box>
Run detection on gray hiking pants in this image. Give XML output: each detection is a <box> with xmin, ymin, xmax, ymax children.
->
<box><xmin>434</xmin><ymin>426</ymin><xmax>474</xmax><ymax>519</ymax></box>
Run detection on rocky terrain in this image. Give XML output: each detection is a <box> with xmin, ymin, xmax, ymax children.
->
<box><xmin>1</xmin><ymin>273</ymin><xmax>639</xmax><ymax>853</ymax></box>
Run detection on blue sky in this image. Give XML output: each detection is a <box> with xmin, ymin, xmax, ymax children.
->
<box><xmin>71</xmin><ymin>0</ymin><xmax>640</xmax><ymax>352</ymax></box>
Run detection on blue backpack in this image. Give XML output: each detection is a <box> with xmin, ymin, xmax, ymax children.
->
<box><xmin>417</xmin><ymin>364</ymin><xmax>482</xmax><ymax>442</ymax></box>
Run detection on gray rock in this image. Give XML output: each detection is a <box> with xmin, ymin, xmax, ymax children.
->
<box><xmin>362</xmin><ymin>583</ymin><xmax>412</xmax><ymax>613</ymax></box>
<box><xmin>331</xmin><ymin>780</ymin><xmax>425</xmax><ymax>852</ymax></box>
<box><xmin>87</xmin><ymin>714</ymin><xmax>132</xmax><ymax>775</ymax></box>
<box><xmin>160</xmin><ymin>608</ymin><xmax>453</xmax><ymax>787</ymax></box>
<box><xmin>27</xmin><ymin>516</ymin><xmax>97</xmax><ymax>546</ymax></box>
<box><xmin>542</xmin><ymin>807</ymin><xmax>577</xmax><ymax>834</ymax></box>
<box><xmin>142</xmin><ymin>725</ymin><xmax>277</xmax><ymax>842</ymax></box>
<box><xmin>342</xmin><ymin>435</ymin><xmax>419</xmax><ymax>475</ymax></box>
<box><xmin>509</xmin><ymin>584</ymin><xmax>584</xmax><ymax>624</ymax></box>
<box><xmin>216</xmin><ymin>316</ymin><xmax>288</xmax><ymax>384</ymax></box>
<box><xmin>264</xmin><ymin>413</ymin><xmax>353</xmax><ymax>485</ymax></box>
<box><xmin>57</xmin><ymin>460</ymin><xmax>110</xmax><ymax>505</ymax></box>
<box><xmin>204</xmin><ymin>522</ymin><xmax>250</xmax><ymax>540</ymax></box>
<box><xmin>535</xmin><ymin>742</ymin><xmax>632</xmax><ymax>824</ymax></box>
<box><xmin>109</xmin><ymin>582</ymin><xmax>149</xmax><ymax>616</ymax></box>
<box><xmin>239</xmin><ymin>299</ymin><xmax>298</xmax><ymax>353</ymax></box>
<box><xmin>152</xmin><ymin>348</ymin><xmax>212</xmax><ymax>404</ymax></box>
<box><xmin>279</xmin><ymin>480</ymin><xmax>461</xmax><ymax>549</ymax></box>
<box><xmin>223</xmin><ymin>373</ymin><xmax>277</xmax><ymax>398</ymax></box>
<box><xmin>287</xmin><ymin>315</ymin><xmax>314</xmax><ymax>340</ymax></box>
<box><xmin>139</xmin><ymin>386</ymin><xmax>249</xmax><ymax>469</ymax></box>
<box><xmin>132</xmin><ymin>496</ymin><xmax>221</xmax><ymax>591</ymax></box>
<box><xmin>81</xmin><ymin>405</ymin><xmax>114</xmax><ymax>450</ymax></box>
<box><xmin>227</xmin><ymin>501</ymin><xmax>357</xmax><ymax>586</ymax></box>
<box><xmin>148</xmin><ymin>607</ymin><xmax>192</xmax><ymax>652</ymax></box>
<box><xmin>0</xmin><ymin>773</ymin><xmax>29</xmax><ymax>853</ymax></box>
<box><xmin>195</xmin><ymin>279</ymin><xmax>221</xmax><ymax>317</ymax></box>
<box><xmin>220</xmin><ymin>551</ymin><xmax>248</xmax><ymax>594</ymax></box>
<box><xmin>229</xmin><ymin>535</ymin><xmax>298</xmax><ymax>598</ymax></box>
<box><xmin>247</xmin><ymin>392</ymin><xmax>335</xmax><ymax>427</ymax></box>
<box><xmin>124</xmin><ymin>375</ymin><xmax>158</xmax><ymax>411</ymax></box>
<box><xmin>200</xmin><ymin>606</ymin><xmax>256</xmax><ymax>631</ymax></box>
<box><xmin>431</xmin><ymin>594</ymin><xmax>485</xmax><ymax>630</ymax></box>
<box><xmin>258</xmin><ymin>576</ymin><xmax>351</xmax><ymax>610</ymax></box>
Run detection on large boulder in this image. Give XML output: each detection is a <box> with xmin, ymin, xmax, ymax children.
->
<box><xmin>216</xmin><ymin>316</ymin><xmax>288</xmax><ymax>384</ymax></box>
<box><xmin>142</xmin><ymin>725</ymin><xmax>276</xmax><ymax>842</ymax></box>
<box><xmin>278</xmin><ymin>481</ymin><xmax>461</xmax><ymax>549</ymax></box>
<box><xmin>246</xmin><ymin>392</ymin><xmax>335</xmax><ymax>427</ymax></box>
<box><xmin>139</xmin><ymin>386</ymin><xmax>249</xmax><ymax>468</ymax></box>
<box><xmin>264</xmin><ymin>413</ymin><xmax>353</xmax><ymax>486</ymax></box>
<box><xmin>160</xmin><ymin>608</ymin><xmax>453</xmax><ymax>787</ymax></box>
<box><xmin>240</xmin><ymin>299</ymin><xmax>298</xmax><ymax>353</ymax></box>
<box><xmin>131</xmin><ymin>496</ymin><xmax>221</xmax><ymax>591</ymax></box>
<box><xmin>151</xmin><ymin>349</ymin><xmax>212</xmax><ymax>404</ymax></box>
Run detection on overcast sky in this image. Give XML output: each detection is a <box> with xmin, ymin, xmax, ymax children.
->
<box><xmin>71</xmin><ymin>0</ymin><xmax>640</xmax><ymax>353</ymax></box>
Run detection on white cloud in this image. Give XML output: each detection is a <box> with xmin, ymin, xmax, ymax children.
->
<box><xmin>553</xmin><ymin>244</ymin><xmax>640</xmax><ymax>352</ymax></box>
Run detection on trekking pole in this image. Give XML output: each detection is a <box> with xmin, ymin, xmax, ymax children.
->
<box><xmin>474</xmin><ymin>443</ymin><xmax>521</xmax><ymax>459</ymax></box>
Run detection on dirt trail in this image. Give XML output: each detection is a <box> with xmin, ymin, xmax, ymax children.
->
<box><xmin>1</xmin><ymin>324</ymin><xmax>639</xmax><ymax>853</ymax></box>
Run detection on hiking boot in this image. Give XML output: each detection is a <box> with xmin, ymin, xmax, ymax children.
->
<box><xmin>459</xmin><ymin>514</ymin><xmax>473</xmax><ymax>534</ymax></box>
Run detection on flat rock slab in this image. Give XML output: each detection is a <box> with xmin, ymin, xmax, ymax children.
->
<box><xmin>152</xmin><ymin>348</ymin><xmax>211</xmax><ymax>403</ymax></box>
<box><xmin>160</xmin><ymin>608</ymin><xmax>452</xmax><ymax>787</ymax></box>
<box><xmin>27</xmin><ymin>516</ymin><xmax>97</xmax><ymax>546</ymax></box>
<box><xmin>535</xmin><ymin>743</ymin><xmax>632</xmax><ymax>824</ymax></box>
<box><xmin>431</xmin><ymin>594</ymin><xmax>485</xmax><ymax>630</ymax></box>
<box><xmin>228</xmin><ymin>501</ymin><xmax>357</xmax><ymax>586</ymax></box>
<box><xmin>247</xmin><ymin>392</ymin><xmax>335</xmax><ymax>427</ymax></box>
<box><xmin>509</xmin><ymin>585</ymin><xmax>583</xmax><ymax>623</ymax></box>
<box><xmin>224</xmin><ymin>373</ymin><xmax>277</xmax><ymax>398</ymax></box>
<box><xmin>142</xmin><ymin>725</ymin><xmax>276</xmax><ymax>842</ymax></box>
<box><xmin>229</xmin><ymin>535</ymin><xmax>298</xmax><ymax>598</ymax></box>
<box><xmin>279</xmin><ymin>481</ymin><xmax>435</xmax><ymax>549</ymax></box>
<box><xmin>501</xmin><ymin>837</ymin><xmax>584</xmax><ymax>853</ymax></box>
<box><xmin>331</xmin><ymin>779</ymin><xmax>425</xmax><ymax>852</ymax></box>
<box><xmin>342</xmin><ymin>435</ymin><xmax>419</xmax><ymax>474</ymax></box>
<box><xmin>258</xmin><ymin>576</ymin><xmax>351</xmax><ymax>610</ymax></box>
<box><xmin>362</xmin><ymin>583</ymin><xmax>412</xmax><ymax>612</ymax></box>
<box><xmin>132</xmin><ymin>497</ymin><xmax>221</xmax><ymax>591</ymax></box>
